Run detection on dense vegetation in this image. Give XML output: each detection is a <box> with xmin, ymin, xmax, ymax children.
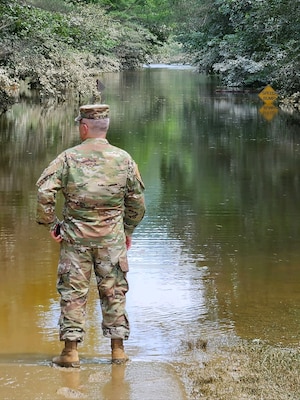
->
<box><xmin>176</xmin><ymin>0</ymin><xmax>300</xmax><ymax>93</ymax></box>
<box><xmin>0</xmin><ymin>0</ymin><xmax>161</xmax><ymax>109</ymax></box>
<box><xmin>0</xmin><ymin>0</ymin><xmax>299</xmax><ymax>111</ymax></box>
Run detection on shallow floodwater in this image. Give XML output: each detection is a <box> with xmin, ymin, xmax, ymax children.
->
<box><xmin>0</xmin><ymin>65</ymin><xmax>300</xmax><ymax>398</ymax></box>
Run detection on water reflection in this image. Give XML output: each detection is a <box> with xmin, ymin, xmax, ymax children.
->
<box><xmin>0</xmin><ymin>67</ymin><xmax>300</xmax><ymax>376</ymax></box>
<box><xmin>101</xmin><ymin>364</ymin><xmax>130</xmax><ymax>400</ymax></box>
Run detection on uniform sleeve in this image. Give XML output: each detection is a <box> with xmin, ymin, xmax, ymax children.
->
<box><xmin>36</xmin><ymin>153</ymin><xmax>65</xmax><ymax>228</ymax></box>
<box><xmin>124</xmin><ymin>159</ymin><xmax>146</xmax><ymax>236</ymax></box>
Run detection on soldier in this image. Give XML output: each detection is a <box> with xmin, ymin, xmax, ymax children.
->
<box><xmin>36</xmin><ymin>104</ymin><xmax>146</xmax><ymax>368</ymax></box>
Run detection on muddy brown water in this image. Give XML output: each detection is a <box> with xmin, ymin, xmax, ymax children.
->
<box><xmin>1</xmin><ymin>65</ymin><xmax>300</xmax><ymax>399</ymax></box>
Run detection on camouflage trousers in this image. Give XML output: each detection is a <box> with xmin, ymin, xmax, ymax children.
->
<box><xmin>56</xmin><ymin>241</ymin><xmax>129</xmax><ymax>342</ymax></box>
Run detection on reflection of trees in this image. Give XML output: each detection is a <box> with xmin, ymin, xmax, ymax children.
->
<box><xmin>0</xmin><ymin>98</ymin><xmax>81</xmax><ymax>339</ymax></box>
<box><xmin>0</xmin><ymin>100</ymin><xmax>80</xmax><ymax>191</ymax></box>
<box><xmin>156</xmin><ymin>93</ymin><xmax>300</xmax><ymax>344</ymax></box>
<box><xmin>158</xmin><ymin>99</ymin><xmax>300</xmax><ymax>251</ymax></box>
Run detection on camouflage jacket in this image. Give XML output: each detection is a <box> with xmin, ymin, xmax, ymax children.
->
<box><xmin>36</xmin><ymin>138</ymin><xmax>145</xmax><ymax>264</ymax></box>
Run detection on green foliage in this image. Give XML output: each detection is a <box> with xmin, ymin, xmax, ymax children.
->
<box><xmin>176</xmin><ymin>0</ymin><xmax>300</xmax><ymax>95</ymax></box>
<box><xmin>23</xmin><ymin>0</ymin><xmax>75</xmax><ymax>13</ymax></box>
<box><xmin>0</xmin><ymin>0</ymin><xmax>299</xmax><ymax>105</ymax></box>
<box><xmin>0</xmin><ymin>0</ymin><xmax>161</xmax><ymax>104</ymax></box>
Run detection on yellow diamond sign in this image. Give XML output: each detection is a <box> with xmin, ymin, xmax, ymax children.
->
<box><xmin>258</xmin><ymin>85</ymin><xmax>278</xmax><ymax>104</ymax></box>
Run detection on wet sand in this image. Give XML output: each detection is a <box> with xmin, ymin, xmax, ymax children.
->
<box><xmin>0</xmin><ymin>357</ymin><xmax>187</xmax><ymax>400</ymax></box>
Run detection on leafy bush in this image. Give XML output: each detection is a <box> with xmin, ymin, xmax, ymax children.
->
<box><xmin>0</xmin><ymin>0</ymin><xmax>158</xmax><ymax>105</ymax></box>
<box><xmin>177</xmin><ymin>0</ymin><xmax>300</xmax><ymax>96</ymax></box>
<box><xmin>213</xmin><ymin>57</ymin><xmax>267</xmax><ymax>88</ymax></box>
<box><xmin>0</xmin><ymin>68</ymin><xmax>19</xmax><ymax>113</ymax></box>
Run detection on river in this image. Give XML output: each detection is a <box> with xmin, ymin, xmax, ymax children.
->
<box><xmin>0</xmin><ymin>65</ymin><xmax>300</xmax><ymax>399</ymax></box>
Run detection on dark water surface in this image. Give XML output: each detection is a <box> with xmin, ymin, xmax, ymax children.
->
<box><xmin>1</xmin><ymin>66</ymin><xmax>300</xmax><ymax>384</ymax></box>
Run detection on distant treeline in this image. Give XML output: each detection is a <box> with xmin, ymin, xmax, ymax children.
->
<box><xmin>0</xmin><ymin>0</ymin><xmax>299</xmax><ymax>110</ymax></box>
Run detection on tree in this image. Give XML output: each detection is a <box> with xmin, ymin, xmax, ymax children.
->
<box><xmin>175</xmin><ymin>0</ymin><xmax>300</xmax><ymax>94</ymax></box>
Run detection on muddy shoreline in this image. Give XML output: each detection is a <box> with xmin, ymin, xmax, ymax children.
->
<box><xmin>1</xmin><ymin>340</ymin><xmax>300</xmax><ymax>399</ymax></box>
<box><xmin>176</xmin><ymin>339</ymin><xmax>300</xmax><ymax>400</ymax></box>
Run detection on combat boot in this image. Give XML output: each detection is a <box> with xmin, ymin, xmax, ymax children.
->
<box><xmin>111</xmin><ymin>339</ymin><xmax>129</xmax><ymax>364</ymax></box>
<box><xmin>52</xmin><ymin>341</ymin><xmax>80</xmax><ymax>368</ymax></box>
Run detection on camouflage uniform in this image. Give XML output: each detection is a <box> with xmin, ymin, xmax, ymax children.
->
<box><xmin>36</xmin><ymin>131</ymin><xmax>145</xmax><ymax>343</ymax></box>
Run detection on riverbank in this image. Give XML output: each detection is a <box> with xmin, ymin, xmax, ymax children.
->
<box><xmin>1</xmin><ymin>1</ymin><xmax>299</xmax><ymax>116</ymax></box>
<box><xmin>0</xmin><ymin>1</ymin><xmax>162</xmax><ymax>113</ymax></box>
<box><xmin>1</xmin><ymin>65</ymin><xmax>300</xmax><ymax>118</ymax></box>
<box><xmin>1</xmin><ymin>341</ymin><xmax>300</xmax><ymax>399</ymax></box>
<box><xmin>176</xmin><ymin>339</ymin><xmax>300</xmax><ymax>399</ymax></box>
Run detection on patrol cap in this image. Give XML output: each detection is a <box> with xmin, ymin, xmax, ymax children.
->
<box><xmin>75</xmin><ymin>104</ymin><xmax>110</xmax><ymax>122</ymax></box>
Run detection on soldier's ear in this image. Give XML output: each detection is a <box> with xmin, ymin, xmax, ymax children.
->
<box><xmin>79</xmin><ymin>122</ymin><xmax>88</xmax><ymax>140</ymax></box>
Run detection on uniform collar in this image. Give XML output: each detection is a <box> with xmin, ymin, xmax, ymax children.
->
<box><xmin>83</xmin><ymin>137</ymin><xmax>109</xmax><ymax>144</ymax></box>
